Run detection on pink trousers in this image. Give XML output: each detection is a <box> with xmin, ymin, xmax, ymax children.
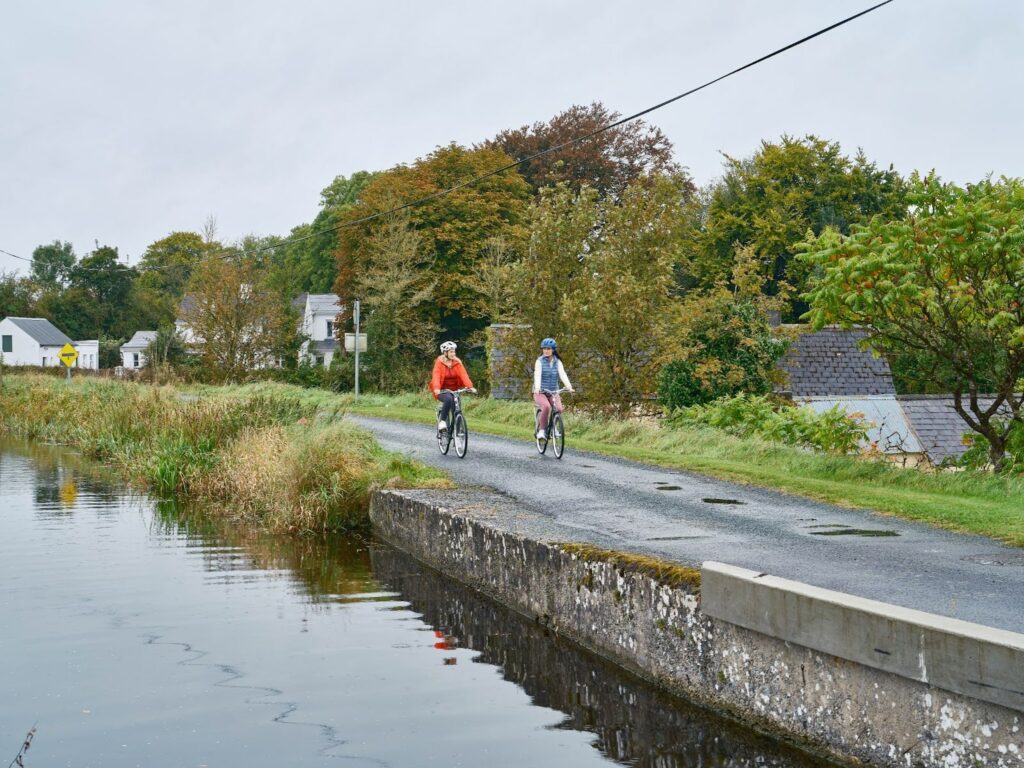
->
<box><xmin>533</xmin><ymin>392</ymin><xmax>564</xmax><ymax>429</ymax></box>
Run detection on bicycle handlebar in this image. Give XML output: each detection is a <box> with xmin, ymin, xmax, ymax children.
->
<box><xmin>439</xmin><ymin>387</ymin><xmax>474</xmax><ymax>395</ymax></box>
<box><xmin>540</xmin><ymin>388</ymin><xmax>573</xmax><ymax>395</ymax></box>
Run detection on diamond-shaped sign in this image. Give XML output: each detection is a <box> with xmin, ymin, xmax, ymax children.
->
<box><xmin>59</xmin><ymin>343</ymin><xmax>79</xmax><ymax>367</ymax></box>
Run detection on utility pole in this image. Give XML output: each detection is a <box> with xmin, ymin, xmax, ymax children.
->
<box><xmin>353</xmin><ymin>300</ymin><xmax>360</xmax><ymax>399</ymax></box>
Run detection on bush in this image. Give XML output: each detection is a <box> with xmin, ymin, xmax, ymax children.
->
<box><xmin>669</xmin><ymin>393</ymin><xmax>867</xmax><ymax>454</ymax></box>
<box><xmin>959</xmin><ymin>420</ymin><xmax>1024</xmax><ymax>473</ymax></box>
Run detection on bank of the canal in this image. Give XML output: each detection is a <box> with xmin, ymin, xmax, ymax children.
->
<box><xmin>370</xmin><ymin>488</ymin><xmax>1024</xmax><ymax>768</ymax></box>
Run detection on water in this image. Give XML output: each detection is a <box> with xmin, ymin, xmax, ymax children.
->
<box><xmin>0</xmin><ymin>439</ymin><xmax>828</xmax><ymax>767</ymax></box>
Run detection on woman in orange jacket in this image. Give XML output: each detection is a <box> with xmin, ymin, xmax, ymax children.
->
<box><xmin>431</xmin><ymin>341</ymin><xmax>476</xmax><ymax>432</ymax></box>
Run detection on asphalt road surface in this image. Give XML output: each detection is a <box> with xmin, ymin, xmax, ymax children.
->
<box><xmin>352</xmin><ymin>415</ymin><xmax>1024</xmax><ymax>634</ymax></box>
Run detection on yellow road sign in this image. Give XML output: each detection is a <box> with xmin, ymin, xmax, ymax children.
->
<box><xmin>59</xmin><ymin>343</ymin><xmax>79</xmax><ymax>367</ymax></box>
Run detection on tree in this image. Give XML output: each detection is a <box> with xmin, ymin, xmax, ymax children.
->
<box><xmin>0</xmin><ymin>271</ymin><xmax>33</xmax><ymax>318</ymax></box>
<box><xmin>30</xmin><ymin>241</ymin><xmax>76</xmax><ymax>288</ymax></box>
<box><xmin>686</xmin><ymin>136</ymin><xmax>906</xmax><ymax>317</ymax></box>
<box><xmin>504</xmin><ymin>175</ymin><xmax>693</xmax><ymax>412</ymax></box>
<box><xmin>180</xmin><ymin>257</ymin><xmax>297</xmax><ymax>382</ymax></box>
<box><xmin>267</xmin><ymin>171</ymin><xmax>378</xmax><ymax>297</ymax></box>
<box><xmin>353</xmin><ymin>210</ymin><xmax>438</xmax><ymax>392</ymax></box>
<box><xmin>335</xmin><ymin>144</ymin><xmax>531</xmax><ymax>342</ymax></box>
<box><xmin>658</xmin><ymin>246</ymin><xmax>790</xmax><ymax>410</ymax></box>
<box><xmin>144</xmin><ymin>325</ymin><xmax>187</xmax><ymax>368</ymax></box>
<box><xmin>484</xmin><ymin>102</ymin><xmax>681</xmax><ymax>199</ymax></box>
<box><xmin>68</xmin><ymin>245</ymin><xmax>136</xmax><ymax>338</ymax></box>
<box><xmin>802</xmin><ymin>174</ymin><xmax>1024</xmax><ymax>471</ymax></box>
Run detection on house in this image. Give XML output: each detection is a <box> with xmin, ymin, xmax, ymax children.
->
<box><xmin>0</xmin><ymin>317</ymin><xmax>99</xmax><ymax>370</ymax></box>
<box><xmin>296</xmin><ymin>293</ymin><xmax>343</xmax><ymax>367</ymax></box>
<box><xmin>776</xmin><ymin>326</ymin><xmax>1015</xmax><ymax>467</ymax></box>
<box><xmin>120</xmin><ymin>331</ymin><xmax>157</xmax><ymax>369</ymax></box>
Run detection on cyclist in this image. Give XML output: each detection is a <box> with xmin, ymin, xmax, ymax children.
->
<box><xmin>431</xmin><ymin>341</ymin><xmax>476</xmax><ymax>432</ymax></box>
<box><xmin>533</xmin><ymin>337</ymin><xmax>574</xmax><ymax>439</ymax></box>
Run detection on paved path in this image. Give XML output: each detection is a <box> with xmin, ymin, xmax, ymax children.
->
<box><xmin>352</xmin><ymin>416</ymin><xmax>1024</xmax><ymax>634</ymax></box>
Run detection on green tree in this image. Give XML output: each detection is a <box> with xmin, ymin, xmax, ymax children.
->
<box><xmin>354</xmin><ymin>210</ymin><xmax>438</xmax><ymax>392</ymax></box>
<box><xmin>802</xmin><ymin>174</ymin><xmax>1024</xmax><ymax>471</ymax></box>
<box><xmin>658</xmin><ymin>246</ymin><xmax>790</xmax><ymax>410</ymax></box>
<box><xmin>30</xmin><ymin>240</ymin><xmax>76</xmax><ymax>288</ymax></box>
<box><xmin>0</xmin><ymin>271</ymin><xmax>34</xmax><ymax>317</ymax></box>
<box><xmin>485</xmin><ymin>102</ymin><xmax>681</xmax><ymax>199</ymax></box>
<box><xmin>67</xmin><ymin>245</ymin><xmax>136</xmax><ymax>338</ymax></box>
<box><xmin>267</xmin><ymin>171</ymin><xmax>378</xmax><ymax>297</ymax></box>
<box><xmin>686</xmin><ymin>135</ymin><xmax>906</xmax><ymax>317</ymax></box>
<box><xmin>505</xmin><ymin>175</ymin><xmax>693</xmax><ymax>412</ymax></box>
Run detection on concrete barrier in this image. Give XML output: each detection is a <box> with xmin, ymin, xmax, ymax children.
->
<box><xmin>701</xmin><ymin>561</ymin><xmax>1024</xmax><ymax>712</ymax></box>
<box><xmin>370</xmin><ymin>488</ymin><xmax>1024</xmax><ymax>768</ymax></box>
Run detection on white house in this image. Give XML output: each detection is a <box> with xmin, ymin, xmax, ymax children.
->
<box><xmin>74</xmin><ymin>340</ymin><xmax>99</xmax><ymax>370</ymax></box>
<box><xmin>296</xmin><ymin>293</ymin><xmax>343</xmax><ymax>367</ymax></box>
<box><xmin>0</xmin><ymin>317</ymin><xmax>97</xmax><ymax>369</ymax></box>
<box><xmin>120</xmin><ymin>331</ymin><xmax>157</xmax><ymax>369</ymax></box>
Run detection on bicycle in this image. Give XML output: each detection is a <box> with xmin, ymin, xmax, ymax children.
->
<box><xmin>436</xmin><ymin>388</ymin><xmax>472</xmax><ymax>458</ymax></box>
<box><xmin>535</xmin><ymin>388</ymin><xmax>571</xmax><ymax>459</ymax></box>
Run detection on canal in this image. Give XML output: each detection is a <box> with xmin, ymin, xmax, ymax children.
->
<box><xmin>0</xmin><ymin>438</ymin><xmax>828</xmax><ymax>767</ymax></box>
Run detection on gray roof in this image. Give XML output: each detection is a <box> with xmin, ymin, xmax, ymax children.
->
<box><xmin>313</xmin><ymin>339</ymin><xmax>339</xmax><ymax>354</ymax></box>
<box><xmin>307</xmin><ymin>293</ymin><xmax>341</xmax><ymax>313</ymax></box>
<box><xmin>899</xmin><ymin>396</ymin><xmax>1013</xmax><ymax>466</ymax></box>
<box><xmin>121</xmin><ymin>331</ymin><xmax>158</xmax><ymax>351</ymax></box>
<box><xmin>801</xmin><ymin>396</ymin><xmax>923</xmax><ymax>455</ymax></box>
<box><xmin>3</xmin><ymin>317</ymin><xmax>73</xmax><ymax>346</ymax></box>
<box><xmin>779</xmin><ymin>327</ymin><xmax>896</xmax><ymax>397</ymax></box>
<box><xmin>291</xmin><ymin>292</ymin><xmax>308</xmax><ymax>310</ymax></box>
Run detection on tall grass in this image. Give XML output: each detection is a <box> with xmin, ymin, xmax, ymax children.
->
<box><xmin>0</xmin><ymin>376</ymin><xmax>446</xmax><ymax>532</ymax></box>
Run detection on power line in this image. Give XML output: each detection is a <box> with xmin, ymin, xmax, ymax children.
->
<box><xmin>2</xmin><ymin>0</ymin><xmax>894</xmax><ymax>276</ymax></box>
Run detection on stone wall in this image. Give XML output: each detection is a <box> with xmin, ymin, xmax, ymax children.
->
<box><xmin>370</xmin><ymin>488</ymin><xmax>1024</xmax><ymax>768</ymax></box>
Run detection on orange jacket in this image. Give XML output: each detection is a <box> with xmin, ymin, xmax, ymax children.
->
<box><xmin>430</xmin><ymin>356</ymin><xmax>473</xmax><ymax>399</ymax></box>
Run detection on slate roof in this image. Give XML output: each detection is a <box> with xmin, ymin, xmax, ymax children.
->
<box><xmin>121</xmin><ymin>331</ymin><xmax>157</xmax><ymax>351</ymax></box>
<box><xmin>898</xmin><ymin>396</ymin><xmax>1014</xmax><ymax>466</ymax></box>
<box><xmin>307</xmin><ymin>294</ymin><xmax>341</xmax><ymax>313</ymax></box>
<box><xmin>3</xmin><ymin>317</ymin><xmax>73</xmax><ymax>346</ymax></box>
<box><xmin>780</xmin><ymin>327</ymin><xmax>896</xmax><ymax>397</ymax></box>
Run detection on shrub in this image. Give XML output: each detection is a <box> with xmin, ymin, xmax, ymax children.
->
<box><xmin>669</xmin><ymin>393</ymin><xmax>867</xmax><ymax>454</ymax></box>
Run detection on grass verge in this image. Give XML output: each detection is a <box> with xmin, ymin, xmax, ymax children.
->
<box><xmin>340</xmin><ymin>391</ymin><xmax>1024</xmax><ymax>548</ymax></box>
<box><xmin>0</xmin><ymin>376</ymin><xmax>448</xmax><ymax>533</ymax></box>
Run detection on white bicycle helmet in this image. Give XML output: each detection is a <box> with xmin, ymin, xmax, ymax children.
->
<box><xmin>439</xmin><ymin>341</ymin><xmax>457</xmax><ymax>353</ymax></box>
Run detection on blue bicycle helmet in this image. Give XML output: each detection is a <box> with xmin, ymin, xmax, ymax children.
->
<box><xmin>540</xmin><ymin>337</ymin><xmax>557</xmax><ymax>350</ymax></box>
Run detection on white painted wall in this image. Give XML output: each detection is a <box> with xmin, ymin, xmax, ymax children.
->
<box><xmin>74</xmin><ymin>340</ymin><xmax>99</xmax><ymax>370</ymax></box>
<box><xmin>0</xmin><ymin>318</ymin><xmax>41</xmax><ymax>366</ymax></box>
<box><xmin>121</xmin><ymin>349</ymin><xmax>147</xmax><ymax>369</ymax></box>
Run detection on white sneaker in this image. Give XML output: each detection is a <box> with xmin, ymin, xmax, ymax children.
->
<box><xmin>536</xmin><ymin>429</ymin><xmax>546</xmax><ymax>440</ymax></box>
<box><xmin>438</xmin><ymin>420</ymin><xmax>448</xmax><ymax>431</ymax></box>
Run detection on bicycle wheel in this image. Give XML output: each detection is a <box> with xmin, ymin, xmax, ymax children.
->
<box><xmin>437</xmin><ymin>415</ymin><xmax>451</xmax><ymax>455</ymax></box>
<box><xmin>535</xmin><ymin>410</ymin><xmax>548</xmax><ymax>455</ymax></box>
<box><xmin>453</xmin><ymin>413</ymin><xmax>468</xmax><ymax>458</ymax></box>
<box><xmin>551</xmin><ymin>412</ymin><xmax>565</xmax><ymax>459</ymax></box>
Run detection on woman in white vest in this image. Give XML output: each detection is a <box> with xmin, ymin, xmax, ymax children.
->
<box><xmin>533</xmin><ymin>337</ymin><xmax>574</xmax><ymax>439</ymax></box>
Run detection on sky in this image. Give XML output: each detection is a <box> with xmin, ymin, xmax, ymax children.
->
<box><xmin>2</xmin><ymin>0</ymin><xmax>1022</xmax><ymax>274</ymax></box>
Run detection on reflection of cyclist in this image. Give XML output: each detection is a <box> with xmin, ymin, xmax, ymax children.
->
<box><xmin>533</xmin><ymin>338</ymin><xmax>573</xmax><ymax>439</ymax></box>
<box><xmin>431</xmin><ymin>341</ymin><xmax>476</xmax><ymax>432</ymax></box>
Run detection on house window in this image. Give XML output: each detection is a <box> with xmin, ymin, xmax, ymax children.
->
<box><xmin>133</xmin><ymin>353</ymin><xmax>140</xmax><ymax>368</ymax></box>
<box><xmin>1</xmin><ymin>335</ymin><xmax>11</xmax><ymax>353</ymax></box>
<box><xmin>326</xmin><ymin>320</ymin><xmax>334</xmax><ymax>338</ymax></box>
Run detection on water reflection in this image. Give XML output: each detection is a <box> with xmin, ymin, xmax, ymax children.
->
<box><xmin>371</xmin><ymin>548</ymin><xmax>826</xmax><ymax>768</ymax></box>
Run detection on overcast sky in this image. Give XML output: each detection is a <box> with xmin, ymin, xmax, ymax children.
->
<box><xmin>2</xmin><ymin>0</ymin><xmax>1022</xmax><ymax>274</ymax></box>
